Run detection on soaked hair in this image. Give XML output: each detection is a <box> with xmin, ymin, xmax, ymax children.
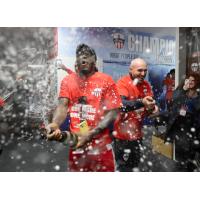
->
<box><xmin>169</xmin><ymin>69</ymin><xmax>175</xmax><ymax>75</ymax></box>
<box><xmin>76</xmin><ymin>43</ymin><xmax>97</xmax><ymax>61</ymax></box>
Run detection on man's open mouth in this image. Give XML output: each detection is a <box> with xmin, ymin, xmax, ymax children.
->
<box><xmin>80</xmin><ymin>60</ymin><xmax>89</xmax><ymax>67</ymax></box>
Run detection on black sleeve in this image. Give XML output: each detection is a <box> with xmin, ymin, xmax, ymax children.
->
<box><xmin>172</xmin><ymin>88</ymin><xmax>186</xmax><ymax>101</ymax></box>
<box><xmin>120</xmin><ymin>95</ymin><xmax>144</xmax><ymax>112</ymax></box>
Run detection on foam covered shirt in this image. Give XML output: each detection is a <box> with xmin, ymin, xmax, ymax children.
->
<box><xmin>114</xmin><ymin>75</ymin><xmax>153</xmax><ymax>141</ymax></box>
<box><xmin>59</xmin><ymin>72</ymin><xmax>122</xmax><ymax>151</ymax></box>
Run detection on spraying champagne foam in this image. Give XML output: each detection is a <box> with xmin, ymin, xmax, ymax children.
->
<box><xmin>132</xmin><ymin>78</ymin><xmax>139</xmax><ymax>85</ymax></box>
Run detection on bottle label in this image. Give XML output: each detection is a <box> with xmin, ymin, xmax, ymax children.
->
<box><xmin>79</xmin><ymin>120</ymin><xmax>89</xmax><ymax>135</ymax></box>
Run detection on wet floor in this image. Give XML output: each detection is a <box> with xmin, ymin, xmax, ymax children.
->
<box><xmin>0</xmin><ymin>126</ymin><xmax>182</xmax><ymax>172</ymax></box>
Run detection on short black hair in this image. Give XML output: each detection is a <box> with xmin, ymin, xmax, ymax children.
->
<box><xmin>170</xmin><ymin>69</ymin><xmax>175</xmax><ymax>74</ymax></box>
<box><xmin>76</xmin><ymin>43</ymin><xmax>97</xmax><ymax>61</ymax></box>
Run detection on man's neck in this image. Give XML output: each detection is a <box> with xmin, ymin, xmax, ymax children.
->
<box><xmin>78</xmin><ymin>70</ymin><xmax>96</xmax><ymax>79</ymax></box>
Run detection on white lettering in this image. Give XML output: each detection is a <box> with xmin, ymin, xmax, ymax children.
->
<box><xmin>128</xmin><ymin>34</ymin><xmax>135</xmax><ymax>51</ymax></box>
<box><xmin>127</xmin><ymin>34</ymin><xmax>175</xmax><ymax>64</ymax></box>
<box><xmin>150</xmin><ymin>37</ymin><xmax>159</xmax><ymax>60</ymax></box>
<box><xmin>82</xmin><ymin>105</ymin><xmax>96</xmax><ymax>114</ymax></box>
<box><xmin>143</xmin><ymin>36</ymin><xmax>149</xmax><ymax>53</ymax></box>
<box><xmin>70</xmin><ymin>113</ymin><xmax>80</xmax><ymax>118</ymax></box>
<box><xmin>71</xmin><ymin>104</ymin><xmax>81</xmax><ymax>112</ymax></box>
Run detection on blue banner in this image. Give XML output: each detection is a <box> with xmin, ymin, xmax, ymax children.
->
<box><xmin>58</xmin><ymin>27</ymin><xmax>176</xmax><ymax>101</ymax></box>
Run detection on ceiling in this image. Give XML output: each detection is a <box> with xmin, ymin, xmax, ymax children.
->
<box><xmin>126</xmin><ymin>27</ymin><xmax>177</xmax><ymax>37</ymax></box>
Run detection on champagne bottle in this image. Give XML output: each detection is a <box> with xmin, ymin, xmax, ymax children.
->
<box><xmin>60</xmin><ymin>131</ymin><xmax>78</xmax><ymax>147</ymax></box>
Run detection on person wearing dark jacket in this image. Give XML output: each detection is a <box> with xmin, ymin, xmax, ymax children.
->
<box><xmin>165</xmin><ymin>72</ymin><xmax>200</xmax><ymax>171</ymax></box>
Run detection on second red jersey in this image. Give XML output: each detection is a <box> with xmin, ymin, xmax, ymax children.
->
<box><xmin>163</xmin><ymin>77</ymin><xmax>175</xmax><ymax>100</ymax></box>
<box><xmin>113</xmin><ymin>75</ymin><xmax>153</xmax><ymax>141</ymax></box>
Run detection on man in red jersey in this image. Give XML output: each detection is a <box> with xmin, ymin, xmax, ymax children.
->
<box><xmin>45</xmin><ymin>44</ymin><xmax>121</xmax><ymax>172</ymax></box>
<box><xmin>113</xmin><ymin>58</ymin><xmax>158</xmax><ymax>171</ymax></box>
<box><xmin>163</xmin><ymin>69</ymin><xmax>175</xmax><ymax>111</ymax></box>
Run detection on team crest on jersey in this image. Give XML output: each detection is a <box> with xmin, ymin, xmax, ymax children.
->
<box><xmin>92</xmin><ymin>88</ymin><xmax>102</xmax><ymax>97</ymax></box>
<box><xmin>112</xmin><ymin>33</ymin><xmax>125</xmax><ymax>49</ymax></box>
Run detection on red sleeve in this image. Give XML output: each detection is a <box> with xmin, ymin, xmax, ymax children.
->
<box><xmin>116</xmin><ymin>79</ymin><xmax>129</xmax><ymax>97</ymax></box>
<box><xmin>60</xmin><ymin>64</ymin><xmax>74</xmax><ymax>74</ymax></box>
<box><xmin>59</xmin><ymin>77</ymin><xmax>71</xmax><ymax>99</ymax></box>
<box><xmin>102</xmin><ymin>78</ymin><xmax>122</xmax><ymax>110</ymax></box>
<box><xmin>66</xmin><ymin>68</ymin><xmax>74</xmax><ymax>74</ymax></box>
<box><xmin>163</xmin><ymin>78</ymin><xmax>170</xmax><ymax>86</ymax></box>
<box><xmin>63</xmin><ymin>65</ymin><xmax>74</xmax><ymax>74</ymax></box>
<box><xmin>0</xmin><ymin>97</ymin><xmax>5</xmax><ymax>107</ymax></box>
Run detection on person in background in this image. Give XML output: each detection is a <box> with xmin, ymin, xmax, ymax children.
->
<box><xmin>163</xmin><ymin>69</ymin><xmax>175</xmax><ymax>112</ymax></box>
<box><xmin>113</xmin><ymin>58</ymin><xmax>158</xmax><ymax>172</ymax></box>
<box><xmin>0</xmin><ymin>97</ymin><xmax>5</xmax><ymax>108</ymax></box>
<box><xmin>45</xmin><ymin>43</ymin><xmax>122</xmax><ymax>172</ymax></box>
<box><xmin>165</xmin><ymin>72</ymin><xmax>200</xmax><ymax>171</ymax></box>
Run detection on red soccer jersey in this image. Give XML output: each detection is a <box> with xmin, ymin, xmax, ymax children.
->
<box><xmin>163</xmin><ymin>77</ymin><xmax>175</xmax><ymax>100</ymax></box>
<box><xmin>113</xmin><ymin>75</ymin><xmax>153</xmax><ymax>141</ymax></box>
<box><xmin>59</xmin><ymin>72</ymin><xmax>122</xmax><ymax>150</ymax></box>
